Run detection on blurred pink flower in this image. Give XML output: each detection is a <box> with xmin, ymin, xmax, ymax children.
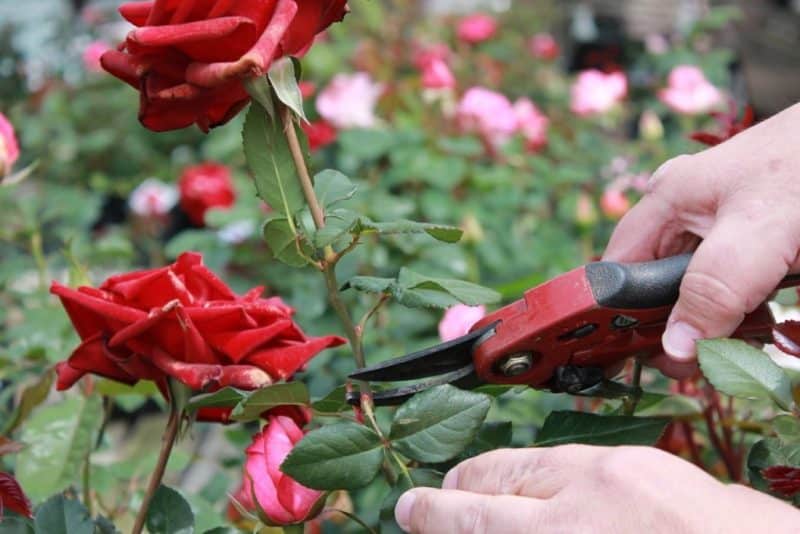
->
<box><xmin>570</xmin><ymin>70</ymin><xmax>627</xmax><ymax>116</ymax></box>
<box><xmin>0</xmin><ymin>112</ymin><xmax>20</xmax><ymax>176</ymax></box>
<box><xmin>528</xmin><ymin>33</ymin><xmax>559</xmax><ymax>60</ymax></box>
<box><xmin>600</xmin><ymin>189</ymin><xmax>631</xmax><ymax>219</ymax></box>
<box><xmin>128</xmin><ymin>178</ymin><xmax>178</xmax><ymax>217</ymax></box>
<box><xmin>439</xmin><ymin>304</ymin><xmax>486</xmax><ymax>342</ymax></box>
<box><xmin>413</xmin><ymin>43</ymin><xmax>452</xmax><ymax>70</ymax></box>
<box><xmin>82</xmin><ymin>41</ymin><xmax>111</xmax><ymax>73</ymax></box>
<box><xmin>457</xmin><ymin>13</ymin><xmax>498</xmax><ymax>44</ymax></box>
<box><xmin>421</xmin><ymin>59</ymin><xmax>456</xmax><ymax>90</ymax></box>
<box><xmin>317</xmin><ymin>72</ymin><xmax>384</xmax><ymax>129</ymax></box>
<box><xmin>659</xmin><ymin>65</ymin><xmax>722</xmax><ymax>115</ymax></box>
<box><xmin>513</xmin><ymin>98</ymin><xmax>549</xmax><ymax>152</ymax></box>
<box><xmin>457</xmin><ymin>87</ymin><xmax>518</xmax><ymax>146</ymax></box>
<box><xmin>298</xmin><ymin>81</ymin><xmax>317</xmax><ymax>100</ymax></box>
<box><xmin>575</xmin><ymin>193</ymin><xmax>597</xmax><ymax>226</ymax></box>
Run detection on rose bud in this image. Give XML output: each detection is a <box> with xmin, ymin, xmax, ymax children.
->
<box><xmin>230</xmin><ymin>413</ymin><xmax>325</xmax><ymax>526</ymax></box>
<box><xmin>456</xmin><ymin>13</ymin><xmax>498</xmax><ymax>44</ymax></box>
<box><xmin>528</xmin><ymin>33</ymin><xmax>559</xmax><ymax>61</ymax></box>
<box><xmin>178</xmin><ymin>162</ymin><xmax>236</xmax><ymax>226</ymax></box>
<box><xmin>439</xmin><ymin>304</ymin><xmax>487</xmax><ymax>342</ymax></box>
<box><xmin>639</xmin><ymin>109</ymin><xmax>664</xmax><ymax>141</ymax></box>
<box><xmin>575</xmin><ymin>193</ymin><xmax>598</xmax><ymax>227</ymax></box>
<box><xmin>0</xmin><ymin>112</ymin><xmax>20</xmax><ymax>179</ymax></box>
<box><xmin>600</xmin><ymin>189</ymin><xmax>631</xmax><ymax>220</ymax></box>
<box><xmin>100</xmin><ymin>0</ymin><xmax>349</xmax><ymax>131</ymax></box>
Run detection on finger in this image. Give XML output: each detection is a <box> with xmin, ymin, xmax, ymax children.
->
<box><xmin>395</xmin><ymin>488</ymin><xmax>546</xmax><ymax>534</ymax></box>
<box><xmin>663</xmin><ymin>212</ymin><xmax>797</xmax><ymax>360</ymax></box>
<box><xmin>441</xmin><ymin>445</ymin><xmax>604</xmax><ymax>499</ymax></box>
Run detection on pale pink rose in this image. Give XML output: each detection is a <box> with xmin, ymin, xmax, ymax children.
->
<box><xmin>413</xmin><ymin>43</ymin><xmax>452</xmax><ymax>70</ymax></box>
<box><xmin>600</xmin><ymin>189</ymin><xmax>631</xmax><ymax>219</ymax></box>
<box><xmin>421</xmin><ymin>59</ymin><xmax>456</xmax><ymax>90</ymax></box>
<box><xmin>0</xmin><ymin>112</ymin><xmax>20</xmax><ymax>176</ymax></box>
<box><xmin>439</xmin><ymin>304</ymin><xmax>487</xmax><ymax>342</ymax></box>
<box><xmin>570</xmin><ymin>70</ymin><xmax>627</xmax><ymax>116</ymax></box>
<box><xmin>457</xmin><ymin>87</ymin><xmax>518</xmax><ymax>146</ymax></box>
<box><xmin>82</xmin><ymin>41</ymin><xmax>111</xmax><ymax>73</ymax></box>
<box><xmin>457</xmin><ymin>13</ymin><xmax>498</xmax><ymax>44</ymax></box>
<box><xmin>658</xmin><ymin>65</ymin><xmax>722</xmax><ymax>115</ymax></box>
<box><xmin>513</xmin><ymin>98</ymin><xmax>549</xmax><ymax>152</ymax></box>
<box><xmin>316</xmin><ymin>72</ymin><xmax>384</xmax><ymax>129</ymax></box>
<box><xmin>128</xmin><ymin>178</ymin><xmax>178</xmax><ymax>217</ymax></box>
<box><xmin>528</xmin><ymin>33</ymin><xmax>559</xmax><ymax>60</ymax></box>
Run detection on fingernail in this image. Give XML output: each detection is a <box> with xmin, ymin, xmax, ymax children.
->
<box><xmin>662</xmin><ymin>321</ymin><xmax>702</xmax><ymax>360</ymax></box>
<box><xmin>395</xmin><ymin>491</ymin><xmax>416</xmax><ymax>531</ymax></box>
<box><xmin>442</xmin><ymin>467</ymin><xmax>459</xmax><ymax>490</ymax></box>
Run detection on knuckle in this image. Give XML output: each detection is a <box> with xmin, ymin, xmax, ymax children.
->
<box><xmin>679</xmin><ymin>270</ymin><xmax>748</xmax><ymax>322</ymax></box>
<box><xmin>647</xmin><ymin>154</ymin><xmax>693</xmax><ymax>195</ymax></box>
<box><xmin>594</xmin><ymin>446</ymin><xmax>653</xmax><ymax>489</ymax></box>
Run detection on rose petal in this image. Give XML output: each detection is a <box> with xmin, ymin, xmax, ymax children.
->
<box><xmin>245</xmin><ymin>335</ymin><xmax>346</xmax><ymax>380</ymax></box>
<box><xmin>57</xmin><ymin>333</ymin><xmax>138</xmax><ymax>390</ymax></box>
<box><xmin>0</xmin><ymin>472</ymin><xmax>32</xmax><ymax>519</ymax></box>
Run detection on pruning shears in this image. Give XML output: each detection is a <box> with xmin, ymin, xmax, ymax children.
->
<box><xmin>348</xmin><ymin>254</ymin><xmax>800</xmax><ymax>406</ymax></box>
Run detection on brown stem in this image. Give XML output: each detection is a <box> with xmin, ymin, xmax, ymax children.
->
<box><xmin>680</xmin><ymin>421</ymin><xmax>704</xmax><ymax>469</ymax></box>
<box><xmin>703</xmin><ymin>406</ymin><xmax>737</xmax><ymax>480</ymax></box>
<box><xmin>131</xmin><ymin>405</ymin><xmax>181</xmax><ymax>534</ymax></box>
<box><xmin>280</xmin><ymin>106</ymin><xmax>326</xmax><ymax>230</ymax></box>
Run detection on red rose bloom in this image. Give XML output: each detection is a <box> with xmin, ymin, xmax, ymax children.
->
<box><xmin>179</xmin><ymin>162</ymin><xmax>236</xmax><ymax>225</ymax></box>
<box><xmin>301</xmin><ymin>120</ymin><xmax>337</xmax><ymax>151</ymax></box>
<box><xmin>101</xmin><ymin>0</ymin><xmax>349</xmax><ymax>132</ymax></box>
<box><xmin>51</xmin><ymin>252</ymin><xmax>345</xmax><ymax>422</ymax></box>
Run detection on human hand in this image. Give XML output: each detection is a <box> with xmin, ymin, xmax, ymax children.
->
<box><xmin>394</xmin><ymin>445</ymin><xmax>798</xmax><ymax>533</ymax></box>
<box><xmin>603</xmin><ymin>103</ymin><xmax>800</xmax><ymax>377</ymax></box>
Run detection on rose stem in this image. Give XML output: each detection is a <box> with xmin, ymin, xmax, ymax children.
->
<box><xmin>131</xmin><ymin>401</ymin><xmax>181</xmax><ymax>534</ymax></box>
<box><xmin>277</xmin><ymin>103</ymin><xmax>382</xmax><ymax>431</ymax></box>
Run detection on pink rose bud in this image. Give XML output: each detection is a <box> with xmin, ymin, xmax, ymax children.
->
<box><xmin>0</xmin><ymin>112</ymin><xmax>20</xmax><ymax>177</ymax></box>
<box><xmin>421</xmin><ymin>58</ymin><xmax>456</xmax><ymax>90</ymax></box>
<box><xmin>513</xmin><ymin>98</ymin><xmax>549</xmax><ymax>152</ymax></box>
<box><xmin>128</xmin><ymin>178</ymin><xmax>178</xmax><ymax>217</ymax></box>
<box><xmin>658</xmin><ymin>65</ymin><xmax>722</xmax><ymax>115</ymax></box>
<box><xmin>439</xmin><ymin>304</ymin><xmax>487</xmax><ymax>342</ymax></box>
<box><xmin>231</xmin><ymin>414</ymin><xmax>324</xmax><ymax>525</ymax></box>
<box><xmin>528</xmin><ymin>33</ymin><xmax>559</xmax><ymax>60</ymax></box>
<box><xmin>570</xmin><ymin>70</ymin><xmax>627</xmax><ymax>116</ymax></box>
<box><xmin>639</xmin><ymin>109</ymin><xmax>664</xmax><ymax>141</ymax></box>
<box><xmin>575</xmin><ymin>193</ymin><xmax>597</xmax><ymax>227</ymax></box>
<box><xmin>457</xmin><ymin>13</ymin><xmax>498</xmax><ymax>44</ymax></box>
<box><xmin>83</xmin><ymin>41</ymin><xmax>112</xmax><ymax>73</ymax></box>
<box><xmin>316</xmin><ymin>72</ymin><xmax>384</xmax><ymax>129</ymax></box>
<box><xmin>600</xmin><ymin>189</ymin><xmax>631</xmax><ymax>219</ymax></box>
<box><xmin>457</xmin><ymin>87</ymin><xmax>518</xmax><ymax>147</ymax></box>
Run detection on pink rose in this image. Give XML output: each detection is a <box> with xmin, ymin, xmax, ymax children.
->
<box><xmin>570</xmin><ymin>70</ymin><xmax>627</xmax><ymax>116</ymax></box>
<box><xmin>231</xmin><ymin>412</ymin><xmax>323</xmax><ymax>525</ymax></box>
<box><xmin>0</xmin><ymin>112</ymin><xmax>20</xmax><ymax>177</ymax></box>
<box><xmin>413</xmin><ymin>43</ymin><xmax>451</xmax><ymax>70</ymax></box>
<box><xmin>83</xmin><ymin>41</ymin><xmax>112</xmax><ymax>73</ymax></box>
<box><xmin>316</xmin><ymin>72</ymin><xmax>384</xmax><ymax>129</ymax></box>
<box><xmin>457</xmin><ymin>13</ymin><xmax>498</xmax><ymax>44</ymax></box>
<box><xmin>128</xmin><ymin>178</ymin><xmax>178</xmax><ymax>217</ymax></box>
<box><xmin>528</xmin><ymin>33</ymin><xmax>559</xmax><ymax>61</ymax></box>
<box><xmin>600</xmin><ymin>189</ymin><xmax>631</xmax><ymax>219</ymax></box>
<box><xmin>439</xmin><ymin>304</ymin><xmax>487</xmax><ymax>342</ymax></box>
<box><xmin>513</xmin><ymin>98</ymin><xmax>549</xmax><ymax>152</ymax></box>
<box><xmin>421</xmin><ymin>58</ymin><xmax>456</xmax><ymax>90</ymax></box>
<box><xmin>659</xmin><ymin>65</ymin><xmax>722</xmax><ymax>115</ymax></box>
<box><xmin>457</xmin><ymin>87</ymin><xmax>518</xmax><ymax>146</ymax></box>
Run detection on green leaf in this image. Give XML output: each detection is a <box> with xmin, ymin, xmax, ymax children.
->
<box><xmin>773</xmin><ymin>415</ymin><xmax>800</xmax><ymax>444</ymax></box>
<box><xmin>1</xmin><ymin>369</ymin><xmax>54</xmax><ymax>434</ymax></box>
<box><xmin>33</xmin><ymin>495</ymin><xmax>94</xmax><ymax>534</ymax></box>
<box><xmin>243</xmin><ymin>103</ymin><xmax>305</xmax><ymax>217</ymax></box>
<box><xmin>93</xmin><ymin>516</ymin><xmax>121</xmax><ymax>534</ymax></box>
<box><xmin>460</xmin><ymin>421</ymin><xmax>513</xmax><ymax>459</ymax></box>
<box><xmin>145</xmin><ymin>485</ymin><xmax>195</xmax><ymax>534</ymax></box>
<box><xmin>312</xmin><ymin>209</ymin><xmax>359</xmax><ymax>248</ymax></box>
<box><xmin>280</xmin><ymin>421</ymin><xmax>384</xmax><ymax>490</ymax></box>
<box><xmin>231</xmin><ymin>382</ymin><xmax>309</xmax><ymax>422</ymax></box>
<box><xmin>389</xmin><ymin>385</ymin><xmax>491</xmax><ymax>463</ymax></box>
<box><xmin>0</xmin><ymin>514</ymin><xmax>34</xmax><ymax>533</ymax></box>
<box><xmin>357</xmin><ymin>219</ymin><xmax>463</xmax><ymax>244</ymax></box>
<box><xmin>16</xmin><ymin>395</ymin><xmax>103</xmax><ymax>501</ymax></box>
<box><xmin>262</xmin><ymin>216</ymin><xmax>311</xmax><ymax>267</ymax></box>
<box><xmin>634</xmin><ymin>393</ymin><xmax>703</xmax><ymax>418</ymax></box>
<box><xmin>185</xmin><ymin>388</ymin><xmax>247</xmax><ymax>412</ymax></box>
<box><xmin>698</xmin><ymin>339</ymin><xmax>793</xmax><ymax>410</ymax></box>
<box><xmin>535</xmin><ymin>411</ymin><xmax>668</xmax><ymax>447</ymax></box>
<box><xmin>342</xmin><ymin>276</ymin><xmax>396</xmax><ymax>294</ymax></box>
<box><xmin>747</xmin><ymin>438</ymin><xmax>800</xmax><ymax>491</ymax></box>
<box><xmin>242</xmin><ymin>77</ymin><xmax>275</xmax><ymax>119</ymax></box>
<box><xmin>311</xmin><ymin>385</ymin><xmax>349</xmax><ymax>415</ymax></box>
<box><xmin>268</xmin><ymin>57</ymin><xmax>307</xmax><ymax>121</ymax></box>
<box><xmin>314</xmin><ymin>170</ymin><xmax>357</xmax><ymax>209</ymax></box>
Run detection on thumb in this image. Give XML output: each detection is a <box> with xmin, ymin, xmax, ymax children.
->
<box><xmin>663</xmin><ymin>214</ymin><xmax>794</xmax><ymax>360</ymax></box>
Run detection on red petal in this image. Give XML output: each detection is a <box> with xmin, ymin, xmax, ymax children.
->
<box><xmin>101</xmin><ymin>49</ymin><xmax>147</xmax><ymax>87</ymax></box>
<box><xmin>762</xmin><ymin>465</ymin><xmax>800</xmax><ymax>497</ymax></box>
<box><xmin>59</xmin><ymin>333</ymin><xmax>138</xmax><ymax>390</ymax></box>
<box><xmin>774</xmin><ymin>321</ymin><xmax>800</xmax><ymax>357</ymax></box>
<box><xmin>689</xmin><ymin>132</ymin><xmax>723</xmax><ymax>146</ymax></box>
<box><xmin>119</xmin><ymin>1</ymin><xmax>153</xmax><ymax>26</ymax></box>
<box><xmin>0</xmin><ymin>473</ymin><xmax>32</xmax><ymax>519</ymax></box>
<box><xmin>50</xmin><ymin>282</ymin><xmax>146</xmax><ymax>339</ymax></box>
<box><xmin>281</xmin><ymin>0</ymin><xmax>348</xmax><ymax>55</ymax></box>
<box><xmin>207</xmin><ymin>320</ymin><xmax>294</xmax><ymax>362</ymax></box>
<box><xmin>245</xmin><ymin>335</ymin><xmax>346</xmax><ymax>380</ymax></box>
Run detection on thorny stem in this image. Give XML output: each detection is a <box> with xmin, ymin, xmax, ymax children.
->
<box><xmin>280</xmin><ymin>106</ymin><xmax>326</xmax><ymax>231</ymax></box>
<box><xmin>131</xmin><ymin>403</ymin><xmax>182</xmax><ymax>534</ymax></box>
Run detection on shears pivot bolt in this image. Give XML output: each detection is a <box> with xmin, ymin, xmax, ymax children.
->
<box><xmin>498</xmin><ymin>353</ymin><xmax>533</xmax><ymax>377</ymax></box>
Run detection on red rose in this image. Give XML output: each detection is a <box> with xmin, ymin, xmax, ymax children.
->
<box><xmin>762</xmin><ymin>465</ymin><xmax>800</xmax><ymax>497</ymax></box>
<box><xmin>179</xmin><ymin>162</ymin><xmax>236</xmax><ymax>225</ymax></box>
<box><xmin>101</xmin><ymin>0</ymin><xmax>348</xmax><ymax>132</ymax></box>
<box><xmin>0</xmin><ymin>473</ymin><xmax>32</xmax><ymax>519</ymax></box>
<box><xmin>301</xmin><ymin>120</ymin><xmax>337</xmax><ymax>151</ymax></box>
<box><xmin>51</xmin><ymin>252</ymin><xmax>345</xmax><ymax>421</ymax></box>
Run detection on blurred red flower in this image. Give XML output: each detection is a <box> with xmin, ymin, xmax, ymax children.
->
<box><xmin>179</xmin><ymin>162</ymin><xmax>236</xmax><ymax>226</ymax></box>
<box><xmin>101</xmin><ymin>0</ymin><xmax>348</xmax><ymax>132</ymax></box>
<box><xmin>51</xmin><ymin>252</ymin><xmax>345</xmax><ymax>422</ymax></box>
<box><xmin>0</xmin><ymin>473</ymin><xmax>32</xmax><ymax>519</ymax></box>
<box><xmin>762</xmin><ymin>466</ymin><xmax>800</xmax><ymax>498</ymax></box>
<box><xmin>528</xmin><ymin>33</ymin><xmax>559</xmax><ymax>61</ymax></box>
<box><xmin>690</xmin><ymin>105</ymin><xmax>755</xmax><ymax>147</ymax></box>
<box><xmin>301</xmin><ymin>120</ymin><xmax>337</xmax><ymax>151</ymax></box>
<box><xmin>229</xmin><ymin>408</ymin><xmax>323</xmax><ymax>525</ymax></box>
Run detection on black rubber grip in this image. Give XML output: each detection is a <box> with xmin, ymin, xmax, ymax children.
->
<box><xmin>585</xmin><ymin>254</ymin><xmax>692</xmax><ymax>309</ymax></box>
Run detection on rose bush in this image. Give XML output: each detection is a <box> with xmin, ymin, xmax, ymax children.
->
<box><xmin>101</xmin><ymin>0</ymin><xmax>348</xmax><ymax>131</ymax></box>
